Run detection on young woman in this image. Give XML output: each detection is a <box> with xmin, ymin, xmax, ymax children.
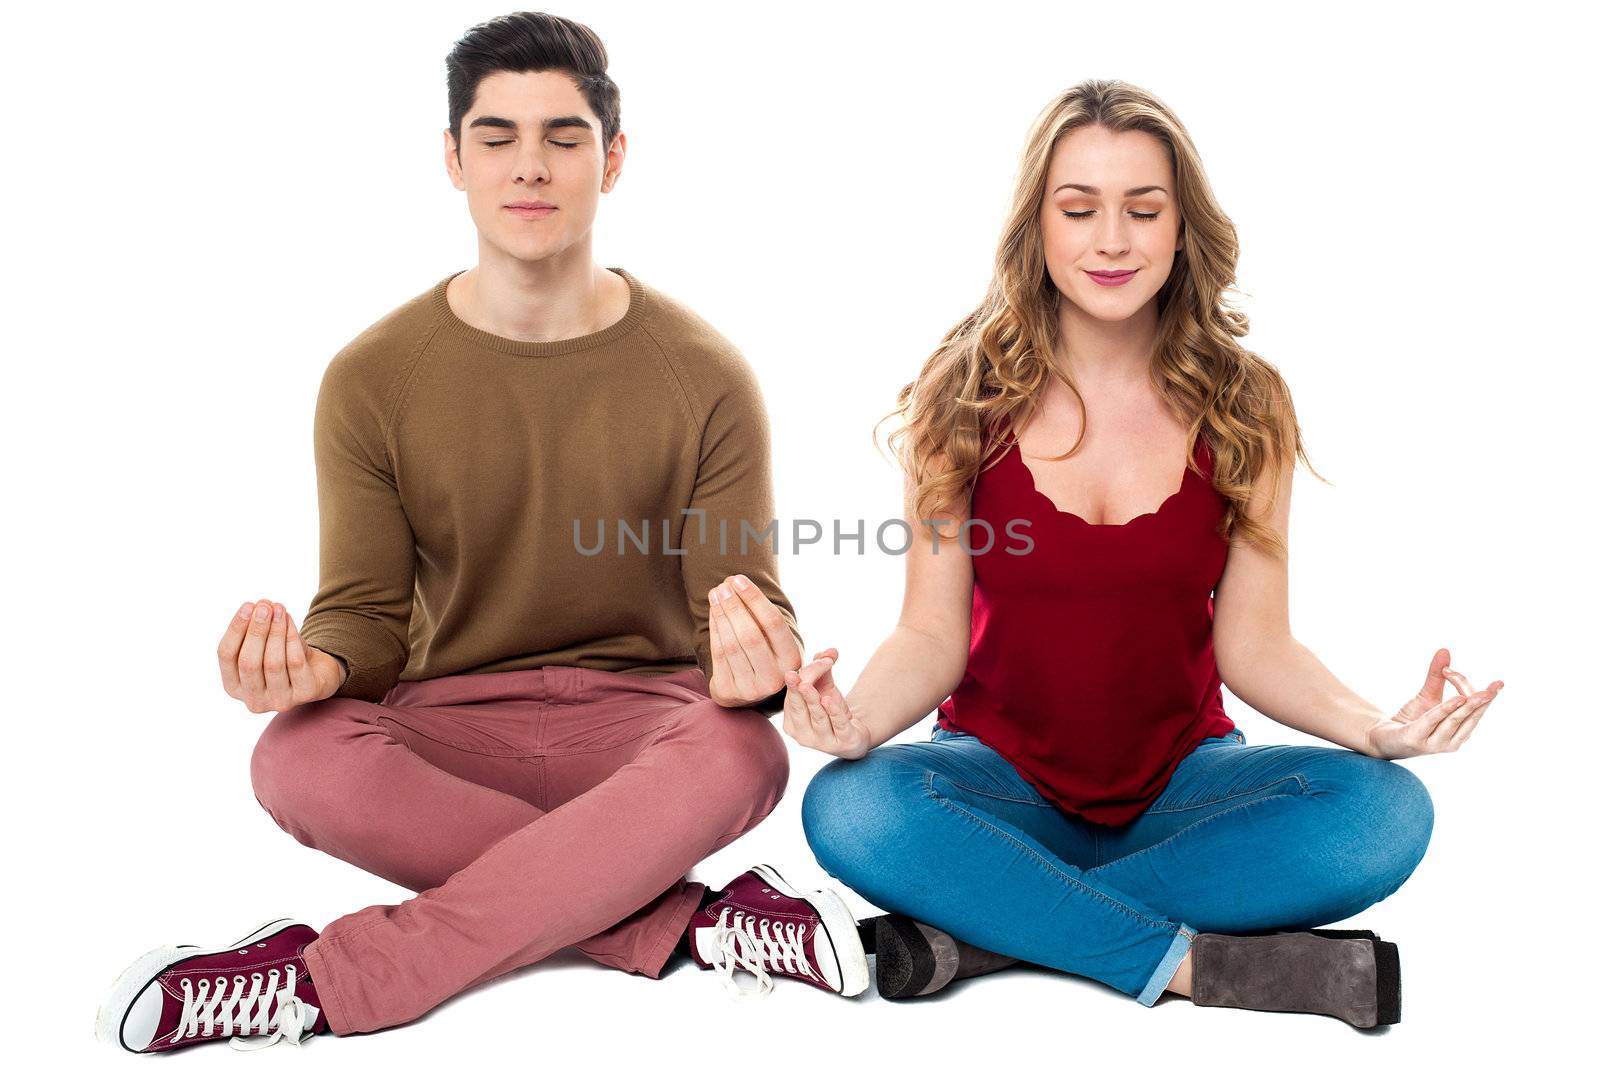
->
<box><xmin>787</xmin><ymin>79</ymin><xmax>1504</xmax><ymax>1028</ymax></box>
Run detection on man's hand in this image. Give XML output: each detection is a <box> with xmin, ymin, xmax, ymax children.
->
<box><xmin>707</xmin><ymin>574</ymin><xmax>804</xmax><ymax>707</ymax></box>
<box><xmin>218</xmin><ymin>599</ymin><xmax>345</xmax><ymax>714</ymax></box>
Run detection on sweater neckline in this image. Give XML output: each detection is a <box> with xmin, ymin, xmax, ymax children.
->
<box><xmin>429</xmin><ymin>266</ymin><xmax>647</xmax><ymax>357</ymax></box>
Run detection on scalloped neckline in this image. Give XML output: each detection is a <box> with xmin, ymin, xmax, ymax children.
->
<box><xmin>1009</xmin><ymin>436</ymin><xmax>1201</xmax><ymax>529</ymax></box>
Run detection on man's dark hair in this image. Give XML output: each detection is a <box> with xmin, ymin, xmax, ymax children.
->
<box><xmin>446</xmin><ymin>11</ymin><xmax>622</xmax><ymax>153</ymax></box>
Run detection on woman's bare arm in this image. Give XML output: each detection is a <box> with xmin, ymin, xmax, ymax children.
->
<box><xmin>785</xmin><ymin>460</ymin><xmax>974</xmax><ymax>756</ymax></box>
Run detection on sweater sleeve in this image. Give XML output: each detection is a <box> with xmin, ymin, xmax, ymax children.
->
<box><xmin>680</xmin><ymin>352</ymin><xmax>802</xmax><ymax>714</ymax></box>
<box><xmin>298</xmin><ymin>353</ymin><xmax>416</xmax><ymax>702</ymax></box>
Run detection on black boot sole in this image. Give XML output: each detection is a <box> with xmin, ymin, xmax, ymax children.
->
<box><xmin>873</xmin><ymin>913</ymin><xmax>933</xmax><ymax>1000</ymax></box>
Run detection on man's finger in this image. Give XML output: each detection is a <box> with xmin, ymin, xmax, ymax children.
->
<box><xmin>217</xmin><ymin>601</ymin><xmax>254</xmax><ymax>693</ymax></box>
<box><xmin>237</xmin><ymin>599</ymin><xmax>273</xmax><ymax>700</ymax></box>
<box><xmin>708</xmin><ymin>591</ymin><xmax>728</xmax><ymax>662</ymax></box>
<box><xmin>262</xmin><ymin>603</ymin><xmax>294</xmax><ymax>711</ymax></box>
<box><xmin>720</xmin><ymin>582</ymin><xmax>773</xmax><ymax>661</ymax></box>
<box><xmin>711</xmin><ymin>590</ymin><xmax>755</xmax><ymax>691</ymax></box>
<box><xmin>728</xmin><ymin>574</ymin><xmax>793</xmax><ymax>651</ymax></box>
<box><xmin>283</xmin><ymin>610</ymin><xmax>321</xmax><ymax>704</ymax></box>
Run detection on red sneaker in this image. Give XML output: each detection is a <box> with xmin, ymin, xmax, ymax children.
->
<box><xmin>96</xmin><ymin>918</ymin><xmax>328</xmax><ymax>1053</ymax></box>
<box><xmin>687</xmin><ymin>864</ymin><xmax>868</xmax><ymax>998</ymax></box>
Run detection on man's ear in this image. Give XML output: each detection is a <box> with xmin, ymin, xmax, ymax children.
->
<box><xmin>600</xmin><ymin>130</ymin><xmax>627</xmax><ymax>193</ymax></box>
<box><xmin>443</xmin><ymin>129</ymin><xmax>466</xmax><ymax>191</ymax></box>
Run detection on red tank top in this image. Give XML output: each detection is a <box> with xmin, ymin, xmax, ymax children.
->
<box><xmin>935</xmin><ymin>425</ymin><xmax>1236</xmax><ymax>826</ymax></box>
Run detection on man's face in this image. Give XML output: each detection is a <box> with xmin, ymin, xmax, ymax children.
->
<box><xmin>444</xmin><ymin>69</ymin><xmax>624</xmax><ymax>265</ymax></box>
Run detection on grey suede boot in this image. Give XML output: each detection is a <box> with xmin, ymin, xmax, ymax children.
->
<box><xmin>1189</xmin><ymin>928</ymin><xmax>1401</xmax><ymax>1028</ymax></box>
<box><xmin>873</xmin><ymin>914</ymin><xmax>1020</xmax><ymax>999</ymax></box>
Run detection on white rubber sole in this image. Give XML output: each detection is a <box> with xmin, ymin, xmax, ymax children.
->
<box><xmin>749</xmin><ymin>863</ymin><xmax>870</xmax><ymax>997</ymax></box>
<box><xmin>94</xmin><ymin>917</ymin><xmax>301</xmax><ymax>1050</ymax></box>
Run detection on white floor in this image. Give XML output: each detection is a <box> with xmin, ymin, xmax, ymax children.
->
<box><xmin>70</xmin><ymin>730</ymin><xmax>1571</xmax><ymax>1064</ymax></box>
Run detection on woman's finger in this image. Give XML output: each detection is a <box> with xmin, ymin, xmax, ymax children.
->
<box><xmin>1432</xmin><ymin>690</ymin><xmax>1488</xmax><ymax>747</ymax></box>
<box><xmin>1417</xmin><ymin>647</ymin><xmax>1450</xmax><ymax>705</ymax></box>
<box><xmin>796</xmin><ymin>654</ymin><xmax>835</xmax><ymax>688</ymax></box>
<box><xmin>822</xmin><ymin>692</ymin><xmax>853</xmax><ymax>733</ymax></box>
<box><xmin>799</xmin><ymin>678</ymin><xmax>835</xmax><ymax>740</ymax></box>
<box><xmin>1441</xmin><ymin>667</ymin><xmax>1476</xmax><ymax>699</ymax></box>
<box><xmin>1408</xmin><ymin>695</ymin><xmax>1468</xmax><ymax>747</ymax></box>
<box><xmin>781</xmin><ymin>673</ymin><xmax>809</xmax><ymax>738</ymax></box>
<box><xmin>1447</xmin><ymin>697</ymin><xmax>1497</xmax><ymax>749</ymax></box>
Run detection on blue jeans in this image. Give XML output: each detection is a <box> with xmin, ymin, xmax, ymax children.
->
<box><xmin>800</xmin><ymin>723</ymin><xmax>1433</xmax><ymax>1005</ymax></box>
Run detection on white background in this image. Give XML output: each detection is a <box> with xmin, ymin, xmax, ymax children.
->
<box><xmin>5</xmin><ymin>0</ymin><xmax>1594</xmax><ymax>1061</ymax></box>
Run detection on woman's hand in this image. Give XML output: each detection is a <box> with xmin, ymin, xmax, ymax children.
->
<box><xmin>782</xmin><ymin>649</ymin><xmax>874</xmax><ymax>760</ymax></box>
<box><xmin>707</xmin><ymin>574</ymin><xmax>804</xmax><ymax>707</ymax></box>
<box><xmin>1364</xmin><ymin>647</ymin><xmax>1505</xmax><ymax>759</ymax></box>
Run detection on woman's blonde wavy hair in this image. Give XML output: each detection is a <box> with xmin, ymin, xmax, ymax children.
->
<box><xmin>880</xmin><ymin>78</ymin><xmax>1324</xmax><ymax>559</ymax></box>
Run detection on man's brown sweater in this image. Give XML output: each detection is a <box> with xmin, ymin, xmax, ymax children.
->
<box><xmin>298</xmin><ymin>267</ymin><xmax>800</xmax><ymax>705</ymax></box>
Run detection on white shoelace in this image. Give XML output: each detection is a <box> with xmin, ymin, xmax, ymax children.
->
<box><xmin>708</xmin><ymin>908</ymin><xmax>818</xmax><ymax>1000</ymax></box>
<box><xmin>170</xmin><ymin>962</ymin><xmax>321</xmax><ymax>1051</ymax></box>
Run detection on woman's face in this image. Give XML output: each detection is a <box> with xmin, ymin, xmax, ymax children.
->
<box><xmin>1038</xmin><ymin>125</ymin><xmax>1183</xmax><ymax>324</ymax></box>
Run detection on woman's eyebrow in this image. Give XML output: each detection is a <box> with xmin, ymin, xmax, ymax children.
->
<box><xmin>1052</xmin><ymin>183</ymin><xmax>1168</xmax><ymax>196</ymax></box>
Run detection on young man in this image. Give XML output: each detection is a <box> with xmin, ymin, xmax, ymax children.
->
<box><xmin>97</xmin><ymin>12</ymin><xmax>868</xmax><ymax>1054</ymax></box>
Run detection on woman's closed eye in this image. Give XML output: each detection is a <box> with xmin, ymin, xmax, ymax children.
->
<box><xmin>1061</xmin><ymin>210</ymin><xmax>1160</xmax><ymax>221</ymax></box>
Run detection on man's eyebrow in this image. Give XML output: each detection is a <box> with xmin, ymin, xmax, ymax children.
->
<box><xmin>1052</xmin><ymin>183</ymin><xmax>1168</xmax><ymax>196</ymax></box>
<box><xmin>466</xmin><ymin>114</ymin><xmax>594</xmax><ymax>133</ymax></box>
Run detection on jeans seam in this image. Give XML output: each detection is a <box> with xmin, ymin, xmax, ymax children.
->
<box><xmin>927</xmin><ymin>733</ymin><xmax>1057</xmax><ymax>807</ymax></box>
<box><xmin>1140</xmin><ymin>772</ymin><xmax>1309</xmax><ymax>815</ymax></box>
<box><xmin>938</xmin><ymin>779</ymin><xmax>1057</xmax><ymax>808</ymax></box>
<box><xmin>922</xmin><ymin>770</ymin><xmax>1178</xmax><ymax>935</ymax></box>
<box><xmin>1089</xmin><ymin>786</ymin><xmax>1309</xmax><ymax>877</ymax></box>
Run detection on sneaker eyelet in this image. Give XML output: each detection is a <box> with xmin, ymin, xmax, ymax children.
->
<box><xmin>180</xmin><ymin>978</ymin><xmax>192</xmax><ymax>989</ymax></box>
<box><xmin>256</xmin><ymin>942</ymin><xmax>267</xmax><ymax>948</ymax></box>
<box><xmin>238</xmin><ymin>948</ymin><xmax>250</xmax><ymax>954</ymax></box>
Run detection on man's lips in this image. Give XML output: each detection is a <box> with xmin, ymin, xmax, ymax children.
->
<box><xmin>505</xmin><ymin>202</ymin><xmax>556</xmax><ymax>217</ymax></box>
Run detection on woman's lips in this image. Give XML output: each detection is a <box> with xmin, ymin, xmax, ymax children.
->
<box><xmin>1086</xmin><ymin>269</ymin><xmax>1137</xmax><ymax>287</ymax></box>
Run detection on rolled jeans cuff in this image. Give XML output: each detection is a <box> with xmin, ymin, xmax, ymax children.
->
<box><xmin>1136</xmin><ymin>923</ymin><xmax>1196</xmax><ymax>1006</ymax></box>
